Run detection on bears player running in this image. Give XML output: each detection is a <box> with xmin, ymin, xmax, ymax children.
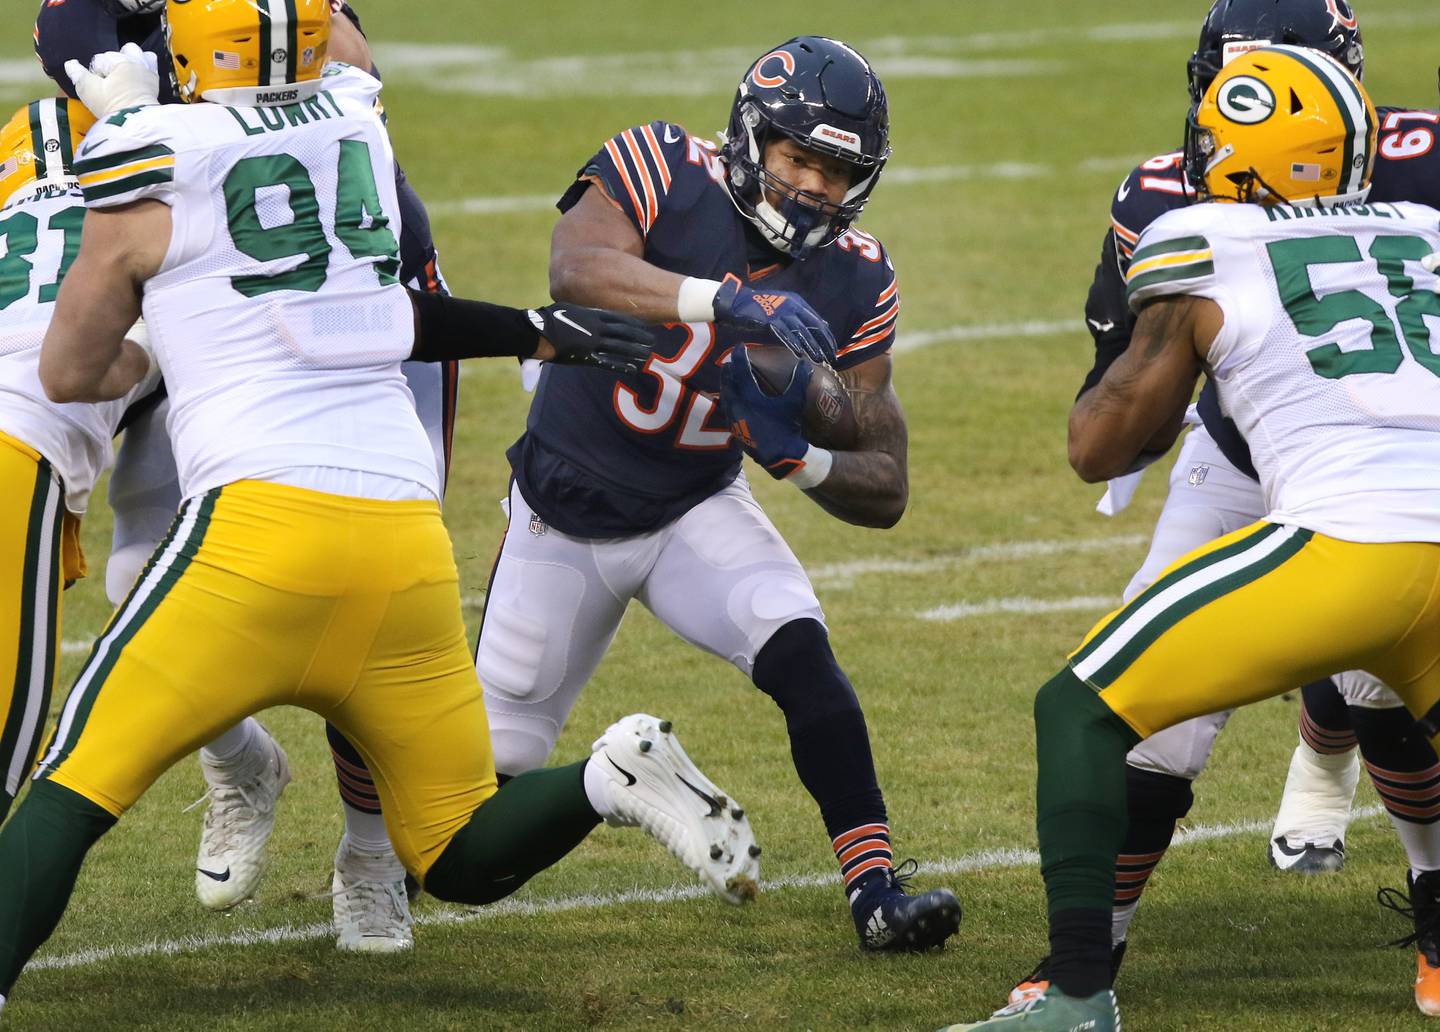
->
<box><xmin>0</xmin><ymin>0</ymin><xmax>756</xmax><ymax>1017</ymax></box>
<box><xmin>477</xmin><ymin>36</ymin><xmax>960</xmax><ymax>951</ymax></box>
<box><xmin>0</xmin><ymin>96</ymin><xmax>163</xmax><ymax>825</ymax></box>
<box><xmin>946</xmin><ymin>44</ymin><xmax>1440</xmax><ymax>1031</ymax></box>
<box><xmin>1011</xmin><ymin>0</ymin><xmax>1440</xmax><ymax>1016</ymax></box>
<box><xmin>34</xmin><ymin>0</ymin><xmax>455</xmax><ymax>950</ymax></box>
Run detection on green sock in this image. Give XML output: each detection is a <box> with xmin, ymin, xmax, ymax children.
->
<box><xmin>0</xmin><ymin>780</ymin><xmax>117</xmax><ymax>994</ymax></box>
<box><xmin>1034</xmin><ymin>667</ymin><xmax>1141</xmax><ymax>914</ymax></box>
<box><xmin>423</xmin><ymin>760</ymin><xmax>600</xmax><ymax>905</ymax></box>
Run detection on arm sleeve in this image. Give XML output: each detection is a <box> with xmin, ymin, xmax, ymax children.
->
<box><xmin>407</xmin><ymin>289</ymin><xmax>540</xmax><ymax>363</ymax></box>
<box><xmin>73</xmin><ymin>111</ymin><xmax>177</xmax><ymax>209</ymax></box>
<box><xmin>555</xmin><ymin>121</ymin><xmax>687</xmax><ymax>238</ymax></box>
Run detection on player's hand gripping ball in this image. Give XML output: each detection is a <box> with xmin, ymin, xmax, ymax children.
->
<box><xmin>744</xmin><ymin>346</ymin><xmax>858</xmax><ymax>450</ymax></box>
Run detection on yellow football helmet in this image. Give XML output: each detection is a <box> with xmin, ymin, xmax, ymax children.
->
<box><xmin>1184</xmin><ymin>44</ymin><xmax>1377</xmax><ymax>206</ymax></box>
<box><xmin>166</xmin><ymin>0</ymin><xmax>331</xmax><ymax>106</ymax></box>
<box><xmin>0</xmin><ymin>97</ymin><xmax>97</xmax><ymax>211</ymax></box>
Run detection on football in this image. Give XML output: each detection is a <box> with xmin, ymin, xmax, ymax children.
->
<box><xmin>744</xmin><ymin>345</ymin><xmax>860</xmax><ymax>450</ymax></box>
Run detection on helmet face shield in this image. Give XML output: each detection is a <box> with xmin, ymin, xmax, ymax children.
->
<box><xmin>722</xmin><ymin>37</ymin><xmax>889</xmax><ymax>260</ymax></box>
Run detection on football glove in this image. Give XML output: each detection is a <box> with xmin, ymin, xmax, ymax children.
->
<box><xmin>721</xmin><ymin>343</ymin><xmax>812</xmax><ymax>480</ymax></box>
<box><xmin>98</xmin><ymin>0</ymin><xmax>165</xmax><ymax>13</ymax></box>
<box><xmin>528</xmin><ymin>304</ymin><xmax>655</xmax><ymax>375</ymax></box>
<box><xmin>712</xmin><ymin>275</ymin><xmax>837</xmax><ymax>366</ymax></box>
<box><xmin>65</xmin><ymin>44</ymin><xmax>160</xmax><ymax>119</ymax></box>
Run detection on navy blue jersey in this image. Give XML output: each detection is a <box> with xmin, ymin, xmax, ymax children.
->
<box><xmin>511</xmin><ymin>121</ymin><xmax>898</xmax><ymax>538</ymax></box>
<box><xmin>1080</xmin><ymin>106</ymin><xmax>1440</xmax><ymax>482</ymax></box>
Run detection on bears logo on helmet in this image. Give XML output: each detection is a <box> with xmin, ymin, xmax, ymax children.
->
<box><xmin>1187</xmin><ymin>0</ymin><xmax>1363</xmax><ymax>106</ymax></box>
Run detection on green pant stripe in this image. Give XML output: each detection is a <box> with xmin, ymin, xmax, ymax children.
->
<box><xmin>1071</xmin><ymin>522</ymin><xmax>1281</xmax><ymax>669</ymax></box>
<box><xmin>40</xmin><ymin>491</ymin><xmax>218</xmax><ymax>777</ymax></box>
<box><xmin>0</xmin><ymin>461</ymin><xmax>60</xmax><ymax>802</ymax></box>
<box><xmin>1086</xmin><ymin>527</ymin><xmax>1314</xmax><ymax>689</ymax></box>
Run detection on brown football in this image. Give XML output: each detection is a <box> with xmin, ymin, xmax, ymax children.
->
<box><xmin>744</xmin><ymin>345</ymin><xmax>859</xmax><ymax>451</ymax></box>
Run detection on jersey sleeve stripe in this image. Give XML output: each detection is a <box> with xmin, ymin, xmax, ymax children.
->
<box><xmin>602</xmin><ymin>138</ymin><xmax>650</xmax><ymax>232</ymax></box>
<box><xmin>1125</xmin><ymin>246</ymin><xmax>1212</xmax><ymax>283</ymax></box>
<box><xmin>837</xmin><ymin>325</ymin><xmax>895</xmax><ymax>357</ymax></box>
<box><xmin>620</xmin><ymin>129</ymin><xmax>659</xmax><ymax>229</ymax></box>
<box><xmin>876</xmin><ymin>277</ymin><xmax>898</xmax><ymax>305</ymax></box>
<box><xmin>1128</xmin><ymin>234</ymin><xmax>1211</xmax><ymax>267</ymax></box>
<box><xmin>74</xmin><ymin>143</ymin><xmax>176</xmax><ymax>177</ymax></box>
<box><xmin>81</xmin><ymin>167</ymin><xmax>176</xmax><ymax>203</ymax></box>
<box><xmin>78</xmin><ymin>154</ymin><xmax>175</xmax><ymax>189</ymax></box>
<box><xmin>1125</xmin><ymin>260</ymin><xmax>1215</xmax><ymax>302</ymax></box>
<box><xmin>853</xmin><ymin>298</ymin><xmax>899</xmax><ymax>338</ymax></box>
<box><xmin>640</xmin><ymin>123</ymin><xmax>673</xmax><ymax>191</ymax></box>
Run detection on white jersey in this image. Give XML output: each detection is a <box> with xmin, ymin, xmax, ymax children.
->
<box><xmin>1126</xmin><ymin>200</ymin><xmax>1440</xmax><ymax>543</ymax></box>
<box><xmin>74</xmin><ymin>63</ymin><xmax>436</xmax><ymax>503</ymax></box>
<box><xmin>0</xmin><ymin>187</ymin><xmax>159</xmax><ymax>513</ymax></box>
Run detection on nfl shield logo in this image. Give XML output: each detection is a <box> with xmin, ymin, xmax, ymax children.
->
<box><xmin>1188</xmin><ymin>464</ymin><xmax>1210</xmax><ymax>487</ymax></box>
<box><xmin>528</xmin><ymin>513</ymin><xmax>547</xmax><ymax>536</ymax></box>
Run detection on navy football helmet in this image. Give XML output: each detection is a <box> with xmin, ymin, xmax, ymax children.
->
<box><xmin>722</xmin><ymin>36</ymin><xmax>889</xmax><ymax>260</ymax></box>
<box><xmin>1187</xmin><ymin>0</ymin><xmax>1364</xmax><ymax>104</ymax></box>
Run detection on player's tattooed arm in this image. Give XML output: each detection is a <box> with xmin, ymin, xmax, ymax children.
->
<box><xmin>550</xmin><ymin>184</ymin><xmax>690</xmax><ymax>321</ymax></box>
<box><xmin>41</xmin><ymin>200</ymin><xmax>169</xmax><ymax>403</ymax></box>
<box><xmin>804</xmin><ymin>353</ymin><xmax>909</xmax><ymax>529</ymax></box>
<box><xmin>1067</xmin><ymin>293</ymin><xmax>1219</xmax><ymax>483</ymax></box>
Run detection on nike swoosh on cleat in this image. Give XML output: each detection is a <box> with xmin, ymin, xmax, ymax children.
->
<box><xmin>197</xmin><ymin>867</ymin><xmax>231</xmax><ymax>882</ymax></box>
<box><xmin>676</xmin><ymin>775</ymin><xmax>722</xmax><ymax>817</ymax></box>
<box><xmin>607</xmin><ymin>755</ymin><xmax>638</xmax><ymax>787</ymax></box>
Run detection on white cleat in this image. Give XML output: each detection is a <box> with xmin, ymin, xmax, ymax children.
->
<box><xmin>1268</xmin><ymin>740</ymin><xmax>1359</xmax><ymax>874</ymax></box>
<box><xmin>332</xmin><ymin>836</ymin><xmax>414</xmax><ymax>953</ymax></box>
<box><xmin>193</xmin><ymin>729</ymin><xmax>291</xmax><ymax>909</ymax></box>
<box><xmin>590</xmin><ymin>713</ymin><xmax>760</xmax><ymax>906</ymax></box>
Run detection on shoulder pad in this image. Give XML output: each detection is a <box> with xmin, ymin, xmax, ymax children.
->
<box><xmin>1110</xmin><ymin>151</ymin><xmax>1192</xmax><ymax>266</ymax></box>
<box><xmin>834</xmin><ymin>232</ymin><xmax>898</xmax><ymax>365</ymax></box>
<box><xmin>572</xmin><ymin>121</ymin><xmax>709</xmax><ymax>236</ymax></box>
<box><xmin>1370</xmin><ymin>107</ymin><xmax>1440</xmax><ymax>209</ymax></box>
<box><xmin>1124</xmin><ymin>206</ymin><xmax>1219</xmax><ymax>311</ymax></box>
<box><xmin>73</xmin><ymin>105</ymin><xmax>176</xmax><ymax>208</ymax></box>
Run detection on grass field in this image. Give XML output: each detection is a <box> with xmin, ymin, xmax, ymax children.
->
<box><xmin>3</xmin><ymin>1</ymin><xmax>1440</xmax><ymax>1028</ymax></box>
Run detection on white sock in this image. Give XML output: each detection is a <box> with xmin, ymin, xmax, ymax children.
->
<box><xmin>341</xmin><ymin>801</ymin><xmax>393</xmax><ymax>856</ymax></box>
<box><xmin>1112</xmin><ymin>902</ymin><xmax>1138</xmax><ymax>946</ymax></box>
<box><xmin>1398</xmin><ymin>821</ymin><xmax>1440</xmax><ymax>875</ymax></box>
<box><xmin>200</xmin><ymin>718</ymin><xmax>262</xmax><ymax>766</ymax></box>
<box><xmin>582</xmin><ymin>756</ymin><xmax>614</xmax><ymax>821</ymax></box>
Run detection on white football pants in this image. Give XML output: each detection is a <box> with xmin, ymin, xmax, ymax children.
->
<box><xmin>478</xmin><ymin>475</ymin><xmax>826</xmax><ymax>775</ymax></box>
<box><xmin>1122</xmin><ymin>426</ymin><xmax>1400</xmax><ymax>781</ymax></box>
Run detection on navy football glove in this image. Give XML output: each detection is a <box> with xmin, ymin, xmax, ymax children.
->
<box><xmin>712</xmin><ymin>275</ymin><xmax>837</xmax><ymax>366</ymax></box>
<box><xmin>722</xmin><ymin>343</ymin><xmax>813</xmax><ymax>480</ymax></box>
<box><xmin>529</xmin><ymin>304</ymin><xmax>655</xmax><ymax>375</ymax></box>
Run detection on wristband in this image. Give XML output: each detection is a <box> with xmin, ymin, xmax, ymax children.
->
<box><xmin>126</xmin><ymin>319</ymin><xmax>156</xmax><ymax>380</ymax></box>
<box><xmin>787</xmin><ymin>445</ymin><xmax>833</xmax><ymax>490</ymax></box>
<box><xmin>677</xmin><ymin>277</ymin><xmax>723</xmax><ymax>323</ymax></box>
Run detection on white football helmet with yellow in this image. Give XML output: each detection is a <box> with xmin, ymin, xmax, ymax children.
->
<box><xmin>0</xmin><ymin>97</ymin><xmax>97</xmax><ymax>211</ymax></box>
<box><xmin>1183</xmin><ymin>43</ymin><xmax>1377</xmax><ymax>206</ymax></box>
<box><xmin>165</xmin><ymin>0</ymin><xmax>332</xmax><ymax>106</ymax></box>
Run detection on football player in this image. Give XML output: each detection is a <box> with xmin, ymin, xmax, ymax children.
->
<box><xmin>944</xmin><ymin>45</ymin><xmax>1440</xmax><ymax>1031</ymax></box>
<box><xmin>1011</xmin><ymin>0</ymin><xmax>1440</xmax><ymax>1014</ymax></box>
<box><xmin>33</xmin><ymin>0</ymin><xmax>456</xmax><ymax>950</ymax></box>
<box><xmin>476</xmin><ymin>36</ymin><xmax>961</xmax><ymax>952</ymax></box>
<box><xmin>0</xmin><ymin>1</ymin><xmax>756</xmax><ymax>1016</ymax></box>
<box><xmin>0</xmin><ymin>95</ymin><xmax>162</xmax><ymax>826</ymax></box>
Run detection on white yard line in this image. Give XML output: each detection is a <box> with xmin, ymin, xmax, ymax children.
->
<box><xmin>809</xmin><ymin>534</ymin><xmax>1147</xmax><ymax>590</ymax></box>
<box><xmin>918</xmin><ymin>595</ymin><xmax>1119</xmax><ymax>622</ymax></box>
<box><xmin>26</xmin><ymin>805</ymin><xmax>1384</xmax><ymax>973</ymax></box>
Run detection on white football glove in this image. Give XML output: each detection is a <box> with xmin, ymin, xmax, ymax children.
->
<box><xmin>1423</xmin><ymin>252</ymin><xmax>1440</xmax><ymax>292</ymax></box>
<box><xmin>101</xmin><ymin>0</ymin><xmax>166</xmax><ymax>13</ymax></box>
<box><xmin>65</xmin><ymin>44</ymin><xmax>160</xmax><ymax>119</ymax></box>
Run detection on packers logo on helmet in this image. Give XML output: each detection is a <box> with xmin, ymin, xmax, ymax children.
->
<box><xmin>0</xmin><ymin>97</ymin><xmax>97</xmax><ymax>211</ymax></box>
<box><xmin>1184</xmin><ymin>44</ymin><xmax>1376</xmax><ymax>206</ymax></box>
<box><xmin>165</xmin><ymin>0</ymin><xmax>331</xmax><ymax>107</ymax></box>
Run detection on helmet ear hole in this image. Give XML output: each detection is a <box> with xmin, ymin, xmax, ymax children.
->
<box><xmin>1290</xmin><ymin>88</ymin><xmax>1303</xmax><ymax>114</ymax></box>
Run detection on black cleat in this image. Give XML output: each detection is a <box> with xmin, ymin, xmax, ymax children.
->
<box><xmin>851</xmin><ymin>859</ymin><xmax>961</xmax><ymax>952</ymax></box>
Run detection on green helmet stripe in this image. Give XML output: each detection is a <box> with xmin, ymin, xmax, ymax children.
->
<box><xmin>27</xmin><ymin>101</ymin><xmax>47</xmax><ymax>181</ymax></box>
<box><xmin>257</xmin><ymin>0</ymin><xmax>273</xmax><ymax>87</ymax></box>
<box><xmin>1276</xmin><ymin>45</ymin><xmax>1369</xmax><ymax>197</ymax></box>
<box><xmin>285</xmin><ymin>0</ymin><xmax>300</xmax><ymax>83</ymax></box>
<box><xmin>53</xmin><ymin>101</ymin><xmax>73</xmax><ymax>171</ymax></box>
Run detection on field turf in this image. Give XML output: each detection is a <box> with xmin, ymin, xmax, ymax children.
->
<box><xmin>3</xmin><ymin>1</ymin><xmax>1440</xmax><ymax>1028</ymax></box>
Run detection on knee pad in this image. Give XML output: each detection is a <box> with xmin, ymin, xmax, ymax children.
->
<box><xmin>104</xmin><ymin>542</ymin><xmax>155</xmax><ymax>607</ymax></box>
<box><xmin>1335</xmin><ymin>669</ymin><xmax>1403</xmax><ymax>709</ymax></box>
<box><xmin>1125</xmin><ymin>765</ymin><xmax>1195</xmax><ymax>824</ymax></box>
<box><xmin>752</xmin><ymin>618</ymin><xmax>859</xmax><ymax>723</ymax></box>
<box><xmin>486</xmin><ymin>718</ymin><xmax>559</xmax><ymax>779</ymax></box>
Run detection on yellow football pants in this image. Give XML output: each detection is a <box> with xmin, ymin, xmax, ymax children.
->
<box><xmin>36</xmin><ymin>479</ymin><xmax>496</xmax><ymax>879</ymax></box>
<box><xmin>0</xmin><ymin>430</ymin><xmax>83</xmax><ymax>817</ymax></box>
<box><xmin>1069</xmin><ymin>521</ymin><xmax>1440</xmax><ymax>744</ymax></box>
